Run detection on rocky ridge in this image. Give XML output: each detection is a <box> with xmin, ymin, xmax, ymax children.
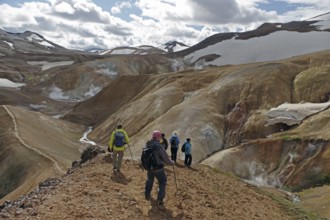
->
<box><xmin>0</xmin><ymin>146</ymin><xmax>322</xmax><ymax>220</ymax></box>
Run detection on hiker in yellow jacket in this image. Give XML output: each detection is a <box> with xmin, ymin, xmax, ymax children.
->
<box><xmin>108</xmin><ymin>125</ymin><xmax>129</xmax><ymax>173</ymax></box>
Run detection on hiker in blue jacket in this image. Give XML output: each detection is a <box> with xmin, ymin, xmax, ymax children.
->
<box><xmin>184</xmin><ymin>138</ymin><xmax>192</xmax><ymax>167</ymax></box>
<box><xmin>169</xmin><ymin>132</ymin><xmax>180</xmax><ymax>162</ymax></box>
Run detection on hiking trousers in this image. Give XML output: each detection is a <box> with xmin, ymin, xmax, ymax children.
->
<box><xmin>145</xmin><ymin>168</ymin><xmax>167</xmax><ymax>201</ymax></box>
<box><xmin>112</xmin><ymin>150</ymin><xmax>124</xmax><ymax>170</ymax></box>
<box><xmin>170</xmin><ymin>147</ymin><xmax>178</xmax><ymax>162</ymax></box>
<box><xmin>184</xmin><ymin>154</ymin><xmax>192</xmax><ymax>166</ymax></box>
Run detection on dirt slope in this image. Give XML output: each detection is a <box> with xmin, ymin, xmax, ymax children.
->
<box><xmin>0</xmin><ymin>105</ymin><xmax>86</xmax><ymax>203</ymax></box>
<box><xmin>0</xmin><ymin>151</ymin><xmax>320</xmax><ymax>220</ymax></box>
<box><xmin>299</xmin><ymin>185</ymin><xmax>330</xmax><ymax>218</ymax></box>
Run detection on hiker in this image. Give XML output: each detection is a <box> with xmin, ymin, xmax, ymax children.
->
<box><xmin>183</xmin><ymin>138</ymin><xmax>192</xmax><ymax>167</ymax></box>
<box><xmin>144</xmin><ymin>130</ymin><xmax>174</xmax><ymax>205</ymax></box>
<box><xmin>161</xmin><ymin>133</ymin><xmax>168</xmax><ymax>150</ymax></box>
<box><xmin>169</xmin><ymin>132</ymin><xmax>180</xmax><ymax>162</ymax></box>
<box><xmin>108</xmin><ymin>124</ymin><xmax>129</xmax><ymax>173</ymax></box>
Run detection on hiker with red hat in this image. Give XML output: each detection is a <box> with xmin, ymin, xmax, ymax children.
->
<box><xmin>144</xmin><ymin>130</ymin><xmax>174</xmax><ymax>205</ymax></box>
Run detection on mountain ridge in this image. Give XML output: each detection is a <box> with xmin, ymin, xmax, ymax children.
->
<box><xmin>0</xmin><ymin>146</ymin><xmax>321</xmax><ymax>219</ymax></box>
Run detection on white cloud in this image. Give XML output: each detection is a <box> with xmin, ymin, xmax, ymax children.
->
<box><xmin>111</xmin><ymin>1</ymin><xmax>132</xmax><ymax>14</ymax></box>
<box><xmin>54</xmin><ymin>1</ymin><xmax>75</xmax><ymax>14</ymax></box>
<box><xmin>0</xmin><ymin>0</ymin><xmax>329</xmax><ymax>50</ymax></box>
<box><xmin>111</xmin><ymin>6</ymin><xmax>121</xmax><ymax>14</ymax></box>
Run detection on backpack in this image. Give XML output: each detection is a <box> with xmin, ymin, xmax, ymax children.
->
<box><xmin>163</xmin><ymin>138</ymin><xmax>168</xmax><ymax>150</ymax></box>
<box><xmin>114</xmin><ymin>131</ymin><xmax>126</xmax><ymax>147</ymax></box>
<box><xmin>170</xmin><ymin>136</ymin><xmax>177</xmax><ymax>147</ymax></box>
<box><xmin>181</xmin><ymin>143</ymin><xmax>186</xmax><ymax>152</ymax></box>
<box><xmin>141</xmin><ymin>142</ymin><xmax>158</xmax><ymax>170</ymax></box>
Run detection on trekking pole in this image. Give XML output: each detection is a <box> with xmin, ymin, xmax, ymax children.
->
<box><xmin>127</xmin><ymin>143</ymin><xmax>135</xmax><ymax>167</ymax></box>
<box><xmin>172</xmin><ymin>164</ymin><xmax>178</xmax><ymax>193</ymax></box>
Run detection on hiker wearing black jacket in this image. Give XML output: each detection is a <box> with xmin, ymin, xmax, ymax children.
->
<box><xmin>161</xmin><ymin>133</ymin><xmax>168</xmax><ymax>150</ymax></box>
<box><xmin>144</xmin><ymin>130</ymin><xmax>174</xmax><ymax>205</ymax></box>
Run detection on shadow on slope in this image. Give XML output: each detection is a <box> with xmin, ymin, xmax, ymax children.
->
<box><xmin>0</xmin><ymin>105</ymin><xmax>86</xmax><ymax>203</ymax></box>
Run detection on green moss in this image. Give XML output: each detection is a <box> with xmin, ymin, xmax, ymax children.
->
<box><xmin>319</xmin><ymin>175</ymin><xmax>330</xmax><ymax>185</ymax></box>
<box><xmin>209</xmin><ymin>166</ymin><xmax>240</xmax><ymax>180</ymax></box>
<box><xmin>281</xmin><ymin>135</ymin><xmax>301</xmax><ymax>141</ymax></box>
<box><xmin>259</xmin><ymin>189</ymin><xmax>326</xmax><ymax>220</ymax></box>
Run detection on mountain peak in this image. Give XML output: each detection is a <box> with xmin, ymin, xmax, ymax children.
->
<box><xmin>164</xmin><ymin>40</ymin><xmax>189</xmax><ymax>53</ymax></box>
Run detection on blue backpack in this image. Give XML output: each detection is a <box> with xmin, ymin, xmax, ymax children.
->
<box><xmin>114</xmin><ymin>131</ymin><xmax>126</xmax><ymax>147</ymax></box>
<box><xmin>170</xmin><ymin>136</ymin><xmax>177</xmax><ymax>147</ymax></box>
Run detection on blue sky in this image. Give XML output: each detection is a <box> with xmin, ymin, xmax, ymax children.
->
<box><xmin>0</xmin><ymin>0</ymin><xmax>329</xmax><ymax>50</ymax></box>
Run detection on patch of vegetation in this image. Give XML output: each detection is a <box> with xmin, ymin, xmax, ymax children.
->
<box><xmin>204</xmin><ymin>164</ymin><xmax>326</xmax><ymax>219</ymax></box>
<box><xmin>259</xmin><ymin>189</ymin><xmax>326</xmax><ymax>220</ymax></box>
<box><xmin>293</xmin><ymin>173</ymin><xmax>330</xmax><ymax>191</ymax></box>
<box><xmin>281</xmin><ymin>135</ymin><xmax>301</xmax><ymax>141</ymax></box>
<box><xmin>319</xmin><ymin>174</ymin><xmax>330</xmax><ymax>185</ymax></box>
<box><xmin>209</xmin><ymin>166</ymin><xmax>240</xmax><ymax>180</ymax></box>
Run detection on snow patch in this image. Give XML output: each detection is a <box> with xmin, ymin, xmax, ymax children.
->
<box><xmin>96</xmin><ymin>68</ymin><xmax>118</xmax><ymax>77</ymax></box>
<box><xmin>38</xmin><ymin>41</ymin><xmax>54</xmax><ymax>48</ymax></box>
<box><xmin>4</xmin><ymin>41</ymin><xmax>14</xmax><ymax>49</ymax></box>
<box><xmin>49</xmin><ymin>86</ymin><xmax>70</xmax><ymax>100</ymax></box>
<box><xmin>27</xmin><ymin>61</ymin><xmax>74</xmax><ymax>71</ymax></box>
<box><xmin>111</xmin><ymin>48</ymin><xmax>136</xmax><ymax>54</ymax></box>
<box><xmin>0</xmin><ymin>78</ymin><xmax>25</xmax><ymax>88</ymax></box>
<box><xmin>49</xmin><ymin>84</ymin><xmax>102</xmax><ymax>101</ymax></box>
<box><xmin>266</xmin><ymin>102</ymin><xmax>330</xmax><ymax>126</ymax></box>
<box><xmin>184</xmin><ymin>31</ymin><xmax>330</xmax><ymax>66</ymax></box>
<box><xmin>96</xmin><ymin>63</ymin><xmax>118</xmax><ymax>77</ymax></box>
<box><xmin>138</xmin><ymin>45</ymin><xmax>153</xmax><ymax>49</ymax></box>
<box><xmin>313</xmin><ymin>20</ymin><xmax>330</xmax><ymax>30</ymax></box>
<box><xmin>26</xmin><ymin>34</ymin><xmax>42</xmax><ymax>42</ymax></box>
<box><xmin>99</xmin><ymin>49</ymin><xmax>111</xmax><ymax>55</ymax></box>
<box><xmin>84</xmin><ymin>85</ymin><xmax>102</xmax><ymax>97</ymax></box>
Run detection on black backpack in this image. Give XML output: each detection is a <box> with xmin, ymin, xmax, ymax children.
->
<box><xmin>181</xmin><ymin>143</ymin><xmax>186</xmax><ymax>152</ymax></box>
<box><xmin>114</xmin><ymin>131</ymin><xmax>126</xmax><ymax>147</ymax></box>
<box><xmin>141</xmin><ymin>142</ymin><xmax>158</xmax><ymax>170</ymax></box>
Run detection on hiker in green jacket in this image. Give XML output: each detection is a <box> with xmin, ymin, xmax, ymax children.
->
<box><xmin>108</xmin><ymin>125</ymin><xmax>129</xmax><ymax>173</ymax></box>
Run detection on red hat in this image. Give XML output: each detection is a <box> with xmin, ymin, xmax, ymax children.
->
<box><xmin>152</xmin><ymin>130</ymin><xmax>162</xmax><ymax>140</ymax></box>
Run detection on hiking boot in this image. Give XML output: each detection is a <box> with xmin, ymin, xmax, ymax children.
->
<box><xmin>157</xmin><ymin>200</ymin><xmax>164</xmax><ymax>205</ymax></box>
<box><xmin>145</xmin><ymin>195</ymin><xmax>151</xmax><ymax>201</ymax></box>
<box><xmin>113</xmin><ymin>167</ymin><xmax>117</xmax><ymax>172</ymax></box>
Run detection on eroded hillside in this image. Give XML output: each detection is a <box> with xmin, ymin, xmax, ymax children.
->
<box><xmin>0</xmin><ymin>105</ymin><xmax>85</xmax><ymax>203</ymax></box>
<box><xmin>68</xmin><ymin>50</ymin><xmax>330</xmax><ymax>165</ymax></box>
<box><xmin>1</xmin><ymin>31</ymin><xmax>330</xmax><ymax>220</ymax></box>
